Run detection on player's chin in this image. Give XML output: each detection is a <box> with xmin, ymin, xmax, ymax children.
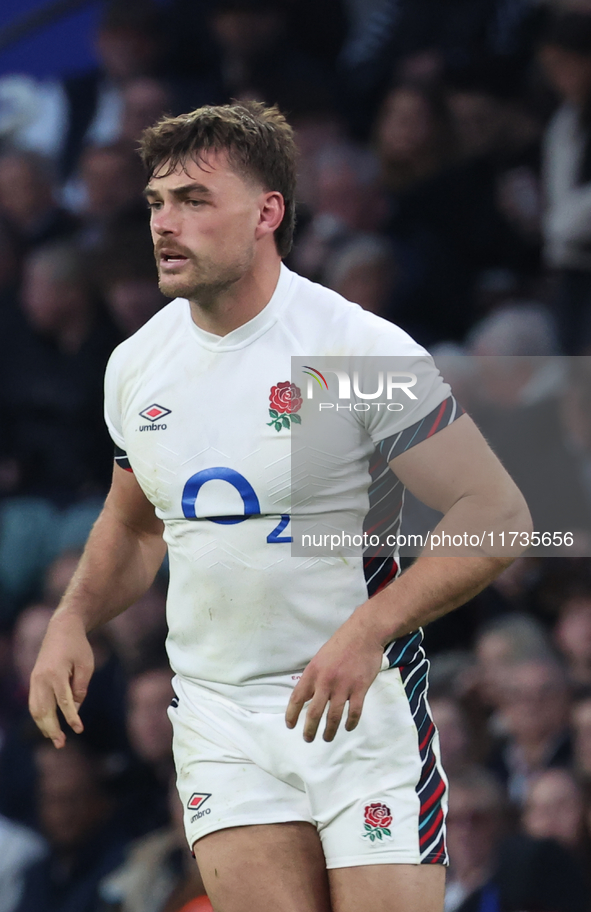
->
<box><xmin>157</xmin><ymin>275</ymin><xmax>193</xmax><ymax>299</ymax></box>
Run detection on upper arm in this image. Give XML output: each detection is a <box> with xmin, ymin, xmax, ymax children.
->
<box><xmin>389</xmin><ymin>413</ymin><xmax>527</xmax><ymax>515</ymax></box>
<box><xmin>103</xmin><ymin>462</ymin><xmax>165</xmax><ymax>539</ymax></box>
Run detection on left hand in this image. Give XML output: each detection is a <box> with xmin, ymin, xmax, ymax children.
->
<box><xmin>285</xmin><ymin>618</ymin><xmax>385</xmax><ymax>742</ymax></box>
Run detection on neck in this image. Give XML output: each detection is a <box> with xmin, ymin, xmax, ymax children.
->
<box><xmin>188</xmin><ymin>258</ymin><xmax>281</xmax><ymax>336</ymax></box>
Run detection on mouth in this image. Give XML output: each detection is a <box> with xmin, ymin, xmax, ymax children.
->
<box><xmin>159</xmin><ymin>253</ymin><xmax>189</xmax><ymax>271</ymax></box>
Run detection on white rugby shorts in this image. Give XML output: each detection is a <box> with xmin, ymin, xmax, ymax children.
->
<box><xmin>168</xmin><ymin>661</ymin><xmax>448</xmax><ymax>869</ymax></box>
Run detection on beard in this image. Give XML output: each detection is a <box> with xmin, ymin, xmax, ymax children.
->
<box><xmin>156</xmin><ymin>246</ymin><xmax>255</xmax><ymax>308</ymax></box>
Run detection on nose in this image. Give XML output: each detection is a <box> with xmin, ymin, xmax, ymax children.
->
<box><xmin>151</xmin><ymin>203</ymin><xmax>180</xmax><ymax>237</ymax></box>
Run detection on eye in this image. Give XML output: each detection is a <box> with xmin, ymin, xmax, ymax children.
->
<box><xmin>187</xmin><ymin>199</ymin><xmax>203</xmax><ymax>207</ymax></box>
<box><xmin>147</xmin><ymin>201</ymin><xmax>162</xmax><ymax>210</ymax></box>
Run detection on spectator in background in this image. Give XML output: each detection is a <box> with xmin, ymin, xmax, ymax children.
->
<box><xmin>491</xmin><ymin>659</ymin><xmax>573</xmax><ymax>803</ymax></box>
<box><xmin>0</xmin><ymin>592</ymin><xmax>126</xmax><ymax>827</ymax></box>
<box><xmin>473</xmin><ymin>613</ymin><xmax>554</xmax><ymax>711</ymax></box>
<box><xmin>93</xmin><ymin>227</ymin><xmax>166</xmax><ymax>338</ymax></box>
<box><xmin>101</xmin><ymin>270</ymin><xmax>165</xmax><ymax>338</ymax></box>
<box><xmin>376</xmin><ymin>81</ymin><xmax>527</xmax><ymax>344</ymax></box>
<box><xmin>376</xmin><ymin>81</ymin><xmax>456</xmax><ymax>195</ymax></box>
<box><xmin>290</xmin><ymin>141</ymin><xmax>387</xmax><ymax>282</ymax></box>
<box><xmin>522</xmin><ymin>768</ymin><xmax>588</xmax><ymax>856</ymax></box>
<box><xmin>119</xmin><ymin>78</ymin><xmax>174</xmax><ymax>146</ymax></box>
<box><xmin>116</xmin><ymin>666</ymin><xmax>175</xmax><ymax>839</ymax></box>
<box><xmin>0</xmin><ymin>806</ymin><xmax>46</xmax><ymax>912</ymax></box>
<box><xmin>448</xmin><ymin>78</ymin><xmax>512</xmax><ymax>163</ymax></box>
<box><xmin>0</xmin><ymin>1</ymin><xmax>170</xmax><ymax>174</ymax></box>
<box><xmin>462</xmin><ymin>304</ymin><xmax>591</xmax><ymax>534</ymax></box>
<box><xmin>323</xmin><ymin>234</ymin><xmax>398</xmax><ymax>316</ymax></box>
<box><xmin>0</xmin><ymin>605</ymin><xmax>52</xmax><ymax>826</ymax></box>
<box><xmin>339</xmin><ymin>0</ymin><xmax>541</xmax><ymax>138</ymax></box>
<box><xmin>58</xmin><ymin>0</ymin><xmax>167</xmax><ymax>181</ymax></box>
<box><xmin>447</xmin><ymin>765</ymin><xmax>591</xmax><ymax>912</ymax></box>
<box><xmin>466</xmin><ymin>302</ymin><xmax>559</xmax><ymax>361</ymax></box>
<box><xmin>429</xmin><ymin>696</ymin><xmax>475</xmax><ymax>776</ymax></box>
<box><xmin>205</xmin><ymin>0</ymin><xmax>334</xmax><ymax>112</ymax></box>
<box><xmin>73</xmin><ymin>143</ymin><xmax>147</xmax><ymax>250</ymax></box>
<box><xmin>126</xmin><ymin>667</ymin><xmax>174</xmax><ymax>785</ymax></box>
<box><xmin>100</xmin><ymin>780</ymin><xmax>206</xmax><ymax>912</ymax></box>
<box><xmin>289</xmin><ymin>106</ymin><xmax>346</xmax><ymax>214</ymax></box>
<box><xmin>15</xmin><ymin>742</ymin><xmax>128</xmax><ymax>912</ymax></box>
<box><xmin>11</xmin><ymin>604</ymin><xmax>53</xmax><ymax>709</ymax></box>
<box><xmin>445</xmin><ymin>767</ymin><xmax>506</xmax><ymax>912</ymax></box>
<box><xmin>0</xmin><ymin>152</ymin><xmax>77</xmax><ymax>258</ymax></box>
<box><xmin>0</xmin><ymin>243</ymin><xmax>117</xmax><ymax>503</ymax></box>
<box><xmin>540</xmin><ymin>8</ymin><xmax>591</xmax><ymax>351</ymax></box>
<box><xmin>555</xmin><ymin>592</ymin><xmax>591</xmax><ymax>686</ymax></box>
<box><xmin>106</xmin><ymin>584</ymin><xmax>168</xmax><ymax>675</ymax></box>
<box><xmin>446</xmin><ymin>70</ymin><xmax>542</xmax><ymax>267</ymax></box>
<box><xmin>572</xmin><ymin>693</ymin><xmax>591</xmax><ymax>780</ymax></box>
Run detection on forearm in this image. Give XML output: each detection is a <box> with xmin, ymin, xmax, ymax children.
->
<box><xmin>357</xmin><ymin>553</ymin><xmax>510</xmax><ymax>646</ymax></box>
<box><xmin>53</xmin><ymin>499</ymin><xmax>166</xmax><ymax>633</ymax></box>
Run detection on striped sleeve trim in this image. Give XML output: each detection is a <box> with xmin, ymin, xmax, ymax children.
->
<box><xmin>114</xmin><ymin>445</ymin><xmax>133</xmax><ymax>472</ymax></box>
<box><xmin>377</xmin><ymin>396</ymin><xmax>464</xmax><ymax>463</ymax></box>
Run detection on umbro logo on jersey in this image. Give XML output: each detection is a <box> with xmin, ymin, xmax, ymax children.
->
<box><xmin>138</xmin><ymin>403</ymin><xmax>171</xmax><ymax>431</ymax></box>
<box><xmin>188</xmin><ymin>793</ymin><xmax>212</xmax><ymax>822</ymax></box>
<box><xmin>140</xmin><ymin>404</ymin><xmax>171</xmax><ymax>422</ymax></box>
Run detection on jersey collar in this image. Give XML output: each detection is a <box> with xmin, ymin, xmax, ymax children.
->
<box><xmin>182</xmin><ymin>263</ymin><xmax>294</xmax><ymax>351</ymax></box>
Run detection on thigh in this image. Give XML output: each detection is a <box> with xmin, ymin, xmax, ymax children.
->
<box><xmin>329</xmin><ymin>863</ymin><xmax>445</xmax><ymax>912</ymax></box>
<box><xmin>193</xmin><ymin>821</ymin><xmax>332</xmax><ymax>912</ymax></box>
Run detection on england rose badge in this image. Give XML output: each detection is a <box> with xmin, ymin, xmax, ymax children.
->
<box><xmin>363</xmin><ymin>802</ymin><xmax>393</xmax><ymax>841</ymax></box>
<box><xmin>267</xmin><ymin>381</ymin><xmax>302</xmax><ymax>431</ymax></box>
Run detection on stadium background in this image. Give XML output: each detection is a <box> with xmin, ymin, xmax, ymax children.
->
<box><xmin>1</xmin><ymin>0</ymin><xmax>591</xmax><ymax>909</ymax></box>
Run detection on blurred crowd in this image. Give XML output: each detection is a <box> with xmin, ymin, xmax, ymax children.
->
<box><xmin>4</xmin><ymin>0</ymin><xmax>591</xmax><ymax>909</ymax></box>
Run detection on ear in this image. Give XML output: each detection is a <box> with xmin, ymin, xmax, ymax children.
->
<box><xmin>255</xmin><ymin>190</ymin><xmax>285</xmax><ymax>241</ymax></box>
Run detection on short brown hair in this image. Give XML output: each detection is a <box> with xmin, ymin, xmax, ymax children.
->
<box><xmin>139</xmin><ymin>100</ymin><xmax>297</xmax><ymax>257</ymax></box>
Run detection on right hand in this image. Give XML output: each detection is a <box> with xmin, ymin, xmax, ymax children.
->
<box><xmin>29</xmin><ymin>611</ymin><xmax>95</xmax><ymax>749</ymax></box>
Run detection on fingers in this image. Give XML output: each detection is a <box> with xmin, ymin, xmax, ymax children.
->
<box><xmin>29</xmin><ymin>677</ymin><xmax>67</xmax><ymax>749</ymax></box>
<box><xmin>55</xmin><ymin>679</ymin><xmax>84</xmax><ymax>735</ymax></box>
<box><xmin>30</xmin><ymin>669</ymin><xmax>86</xmax><ymax>749</ymax></box>
<box><xmin>285</xmin><ymin>678</ymin><xmax>314</xmax><ymax>730</ymax></box>
<box><xmin>303</xmin><ymin>692</ymin><xmax>330</xmax><ymax>742</ymax></box>
<box><xmin>345</xmin><ymin>694</ymin><xmax>365</xmax><ymax>732</ymax></box>
<box><xmin>71</xmin><ymin>661</ymin><xmax>92</xmax><ymax>710</ymax></box>
<box><xmin>320</xmin><ymin>695</ymin><xmax>348</xmax><ymax>742</ymax></box>
<box><xmin>286</xmin><ymin>681</ymin><xmax>367</xmax><ymax>742</ymax></box>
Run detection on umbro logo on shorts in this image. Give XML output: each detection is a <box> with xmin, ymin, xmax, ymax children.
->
<box><xmin>188</xmin><ymin>793</ymin><xmax>212</xmax><ymax>823</ymax></box>
<box><xmin>188</xmin><ymin>793</ymin><xmax>211</xmax><ymax>811</ymax></box>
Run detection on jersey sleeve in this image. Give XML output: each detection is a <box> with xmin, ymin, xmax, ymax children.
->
<box><xmin>376</xmin><ymin>395</ymin><xmax>465</xmax><ymax>461</ymax></box>
<box><xmin>363</xmin><ymin>352</ymin><xmax>453</xmax><ymax>446</ymax></box>
<box><xmin>114</xmin><ymin>444</ymin><xmax>133</xmax><ymax>472</ymax></box>
<box><xmin>103</xmin><ymin>345</ymin><xmax>126</xmax><ymax>450</ymax></box>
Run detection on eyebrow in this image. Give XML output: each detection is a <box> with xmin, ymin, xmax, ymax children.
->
<box><xmin>143</xmin><ymin>182</ymin><xmax>213</xmax><ymax>199</ymax></box>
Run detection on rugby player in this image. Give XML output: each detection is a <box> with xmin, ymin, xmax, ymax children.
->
<box><xmin>29</xmin><ymin>101</ymin><xmax>531</xmax><ymax>912</ymax></box>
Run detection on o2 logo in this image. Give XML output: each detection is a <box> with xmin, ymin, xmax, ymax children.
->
<box><xmin>181</xmin><ymin>467</ymin><xmax>292</xmax><ymax>543</ymax></box>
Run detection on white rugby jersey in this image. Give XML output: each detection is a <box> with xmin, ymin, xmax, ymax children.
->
<box><xmin>104</xmin><ymin>265</ymin><xmax>456</xmax><ymax>710</ymax></box>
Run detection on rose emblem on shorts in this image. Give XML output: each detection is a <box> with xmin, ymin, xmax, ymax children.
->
<box><xmin>363</xmin><ymin>802</ymin><xmax>393</xmax><ymax>842</ymax></box>
<box><xmin>267</xmin><ymin>381</ymin><xmax>302</xmax><ymax>432</ymax></box>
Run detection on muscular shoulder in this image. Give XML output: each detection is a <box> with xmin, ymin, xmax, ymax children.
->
<box><xmin>282</xmin><ymin>270</ymin><xmax>426</xmax><ymax>357</ymax></box>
